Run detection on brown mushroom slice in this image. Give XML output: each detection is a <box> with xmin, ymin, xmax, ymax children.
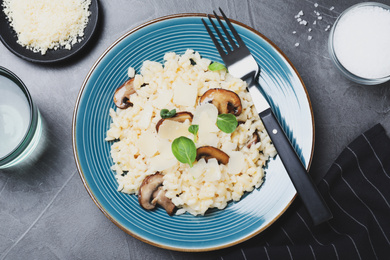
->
<box><xmin>138</xmin><ymin>172</ymin><xmax>177</xmax><ymax>215</ymax></box>
<box><xmin>113</xmin><ymin>78</ymin><xmax>136</xmax><ymax>109</ymax></box>
<box><xmin>196</xmin><ymin>146</ymin><xmax>230</xmax><ymax>165</ymax></box>
<box><xmin>152</xmin><ymin>186</ymin><xmax>176</xmax><ymax>216</ymax></box>
<box><xmin>246</xmin><ymin>132</ymin><xmax>260</xmax><ymax>149</ymax></box>
<box><xmin>199</xmin><ymin>88</ymin><xmax>242</xmax><ymax>116</ymax></box>
<box><xmin>138</xmin><ymin>172</ymin><xmax>164</xmax><ymax>210</ymax></box>
<box><xmin>155</xmin><ymin>111</ymin><xmax>193</xmax><ymax>132</ymax></box>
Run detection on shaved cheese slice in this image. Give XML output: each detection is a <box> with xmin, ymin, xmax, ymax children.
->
<box><xmin>172</xmin><ymin>79</ymin><xmax>197</xmax><ymax>107</ymax></box>
<box><xmin>157</xmin><ymin>138</ymin><xmax>174</xmax><ymax>159</ymax></box>
<box><xmin>227</xmin><ymin>151</ymin><xmax>245</xmax><ymax>174</ymax></box>
<box><xmin>138</xmin><ymin>104</ymin><xmax>153</xmax><ymax>129</ymax></box>
<box><xmin>198</xmin><ymin>111</ymin><xmax>219</xmax><ymax>133</ymax></box>
<box><xmin>127</xmin><ymin>66</ymin><xmax>135</xmax><ymax>78</ymax></box>
<box><xmin>198</xmin><ymin>131</ymin><xmax>219</xmax><ymax>147</ymax></box>
<box><xmin>150</xmin><ymin>155</ymin><xmax>177</xmax><ymax>171</ymax></box>
<box><xmin>189</xmin><ymin>158</ymin><xmax>221</xmax><ymax>182</ymax></box>
<box><xmin>221</xmin><ymin>141</ymin><xmax>237</xmax><ymax>154</ymax></box>
<box><xmin>193</xmin><ymin>103</ymin><xmax>219</xmax><ymax>146</ymax></box>
<box><xmin>152</xmin><ymin>90</ymin><xmax>173</xmax><ymax>109</ymax></box>
<box><xmin>189</xmin><ymin>158</ymin><xmax>207</xmax><ymax>179</ymax></box>
<box><xmin>192</xmin><ymin>103</ymin><xmax>218</xmax><ymax>127</ymax></box>
<box><xmin>137</xmin><ymin>130</ymin><xmax>158</xmax><ymax>157</ymax></box>
<box><xmin>158</xmin><ymin>120</ymin><xmax>191</xmax><ymax>140</ymax></box>
<box><xmin>204</xmin><ymin>158</ymin><xmax>222</xmax><ymax>182</ymax></box>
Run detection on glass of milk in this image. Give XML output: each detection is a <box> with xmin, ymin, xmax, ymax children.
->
<box><xmin>0</xmin><ymin>67</ymin><xmax>42</xmax><ymax>169</ymax></box>
<box><xmin>328</xmin><ymin>2</ymin><xmax>390</xmax><ymax>85</ymax></box>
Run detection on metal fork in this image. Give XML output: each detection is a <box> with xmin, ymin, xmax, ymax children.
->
<box><xmin>202</xmin><ymin>8</ymin><xmax>332</xmax><ymax>226</ymax></box>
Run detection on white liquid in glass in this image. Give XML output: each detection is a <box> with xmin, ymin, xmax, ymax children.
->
<box><xmin>333</xmin><ymin>5</ymin><xmax>390</xmax><ymax>79</ymax></box>
<box><xmin>0</xmin><ymin>75</ymin><xmax>31</xmax><ymax>158</ymax></box>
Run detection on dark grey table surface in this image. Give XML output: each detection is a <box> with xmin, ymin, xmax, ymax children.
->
<box><xmin>1</xmin><ymin>0</ymin><xmax>390</xmax><ymax>259</ymax></box>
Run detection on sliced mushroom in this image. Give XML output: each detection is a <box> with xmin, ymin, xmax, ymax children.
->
<box><xmin>156</xmin><ymin>111</ymin><xmax>193</xmax><ymax>132</ymax></box>
<box><xmin>196</xmin><ymin>146</ymin><xmax>230</xmax><ymax>165</ymax></box>
<box><xmin>113</xmin><ymin>78</ymin><xmax>136</xmax><ymax>109</ymax></box>
<box><xmin>152</xmin><ymin>186</ymin><xmax>176</xmax><ymax>216</ymax></box>
<box><xmin>138</xmin><ymin>172</ymin><xmax>164</xmax><ymax>210</ymax></box>
<box><xmin>246</xmin><ymin>132</ymin><xmax>260</xmax><ymax>149</ymax></box>
<box><xmin>138</xmin><ymin>172</ymin><xmax>176</xmax><ymax>215</ymax></box>
<box><xmin>199</xmin><ymin>88</ymin><xmax>242</xmax><ymax>116</ymax></box>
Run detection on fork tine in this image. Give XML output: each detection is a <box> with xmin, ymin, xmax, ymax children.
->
<box><xmin>201</xmin><ymin>18</ymin><xmax>226</xmax><ymax>57</ymax></box>
<box><xmin>213</xmin><ymin>10</ymin><xmax>238</xmax><ymax>50</ymax></box>
<box><xmin>218</xmin><ymin>8</ymin><xmax>244</xmax><ymax>46</ymax></box>
<box><xmin>206</xmin><ymin>14</ymin><xmax>231</xmax><ymax>54</ymax></box>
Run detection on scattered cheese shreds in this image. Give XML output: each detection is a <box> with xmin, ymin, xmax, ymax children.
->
<box><xmin>2</xmin><ymin>0</ymin><xmax>91</xmax><ymax>55</ymax></box>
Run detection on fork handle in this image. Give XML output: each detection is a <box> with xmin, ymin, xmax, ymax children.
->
<box><xmin>259</xmin><ymin>108</ymin><xmax>333</xmax><ymax>225</ymax></box>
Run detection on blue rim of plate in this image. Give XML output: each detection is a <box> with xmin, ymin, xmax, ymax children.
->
<box><xmin>72</xmin><ymin>13</ymin><xmax>315</xmax><ymax>252</ymax></box>
<box><xmin>0</xmin><ymin>0</ymin><xmax>99</xmax><ymax>63</ymax></box>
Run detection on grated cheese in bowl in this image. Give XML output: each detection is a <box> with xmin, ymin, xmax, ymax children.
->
<box><xmin>2</xmin><ymin>0</ymin><xmax>91</xmax><ymax>55</ymax></box>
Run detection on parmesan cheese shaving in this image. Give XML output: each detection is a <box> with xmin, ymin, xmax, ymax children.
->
<box><xmin>172</xmin><ymin>79</ymin><xmax>197</xmax><ymax>107</ymax></box>
<box><xmin>137</xmin><ymin>130</ymin><xmax>157</xmax><ymax>157</ymax></box>
<box><xmin>227</xmin><ymin>151</ymin><xmax>245</xmax><ymax>174</ymax></box>
<box><xmin>157</xmin><ymin>119</ymin><xmax>191</xmax><ymax>141</ymax></box>
<box><xmin>2</xmin><ymin>0</ymin><xmax>91</xmax><ymax>55</ymax></box>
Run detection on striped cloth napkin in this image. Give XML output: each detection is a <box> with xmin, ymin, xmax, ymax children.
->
<box><xmin>220</xmin><ymin>123</ymin><xmax>390</xmax><ymax>260</ymax></box>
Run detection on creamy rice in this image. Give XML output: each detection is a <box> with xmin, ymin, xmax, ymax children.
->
<box><xmin>106</xmin><ymin>50</ymin><xmax>276</xmax><ymax>216</ymax></box>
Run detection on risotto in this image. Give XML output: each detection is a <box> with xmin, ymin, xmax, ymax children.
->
<box><xmin>106</xmin><ymin>50</ymin><xmax>276</xmax><ymax>216</ymax></box>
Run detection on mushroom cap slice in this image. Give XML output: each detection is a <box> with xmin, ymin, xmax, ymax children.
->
<box><xmin>156</xmin><ymin>111</ymin><xmax>193</xmax><ymax>132</ymax></box>
<box><xmin>138</xmin><ymin>172</ymin><xmax>164</xmax><ymax>210</ymax></box>
<box><xmin>199</xmin><ymin>88</ymin><xmax>242</xmax><ymax>116</ymax></box>
<box><xmin>196</xmin><ymin>146</ymin><xmax>230</xmax><ymax>165</ymax></box>
<box><xmin>152</xmin><ymin>186</ymin><xmax>176</xmax><ymax>216</ymax></box>
<box><xmin>246</xmin><ymin>132</ymin><xmax>260</xmax><ymax>149</ymax></box>
<box><xmin>113</xmin><ymin>78</ymin><xmax>136</xmax><ymax>109</ymax></box>
<box><xmin>138</xmin><ymin>172</ymin><xmax>177</xmax><ymax>215</ymax></box>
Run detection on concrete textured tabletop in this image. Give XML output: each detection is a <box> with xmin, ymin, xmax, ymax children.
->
<box><xmin>1</xmin><ymin>0</ymin><xmax>390</xmax><ymax>259</ymax></box>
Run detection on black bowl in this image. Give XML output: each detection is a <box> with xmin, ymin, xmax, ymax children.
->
<box><xmin>0</xmin><ymin>0</ymin><xmax>99</xmax><ymax>63</ymax></box>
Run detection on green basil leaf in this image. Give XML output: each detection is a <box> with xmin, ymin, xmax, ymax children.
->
<box><xmin>217</xmin><ymin>114</ymin><xmax>238</xmax><ymax>133</ymax></box>
<box><xmin>160</xmin><ymin>108</ymin><xmax>176</xmax><ymax>119</ymax></box>
<box><xmin>171</xmin><ymin>136</ymin><xmax>197</xmax><ymax>167</ymax></box>
<box><xmin>208</xmin><ymin>62</ymin><xmax>226</xmax><ymax>71</ymax></box>
<box><xmin>188</xmin><ymin>125</ymin><xmax>199</xmax><ymax>142</ymax></box>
